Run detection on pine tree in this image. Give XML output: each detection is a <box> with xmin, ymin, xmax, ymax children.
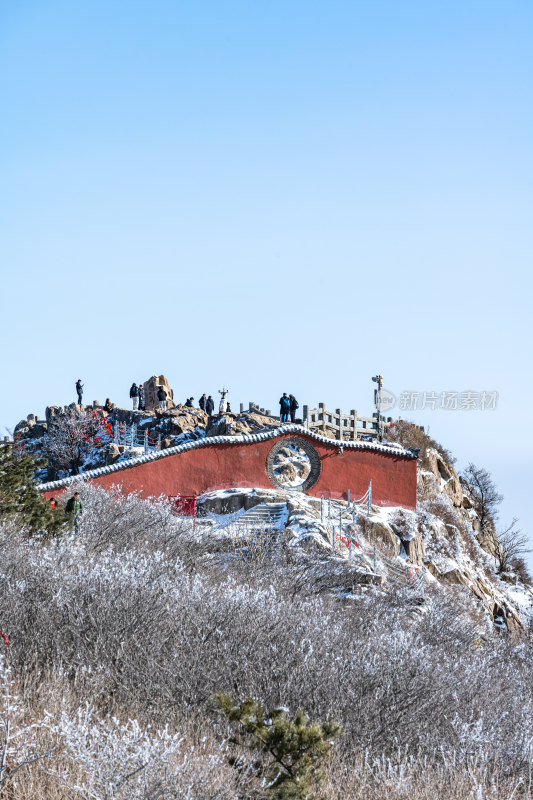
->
<box><xmin>0</xmin><ymin>443</ymin><xmax>65</xmax><ymax>537</ymax></box>
<box><xmin>214</xmin><ymin>694</ymin><xmax>342</xmax><ymax>799</ymax></box>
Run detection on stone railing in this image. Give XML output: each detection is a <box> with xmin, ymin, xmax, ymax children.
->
<box><xmin>303</xmin><ymin>403</ymin><xmax>393</xmax><ymax>442</ymax></box>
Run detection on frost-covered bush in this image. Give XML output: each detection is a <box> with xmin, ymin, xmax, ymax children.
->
<box><xmin>421</xmin><ymin>494</ymin><xmax>465</xmax><ymax>533</ymax></box>
<box><xmin>48</xmin><ymin>705</ymin><xmax>243</xmax><ymax>800</ymax></box>
<box><xmin>388</xmin><ymin>508</ymin><xmax>419</xmax><ymax>541</ymax></box>
<box><xmin>0</xmin><ymin>652</ymin><xmax>51</xmax><ymax>790</ymax></box>
<box><xmin>1</xmin><ymin>487</ymin><xmax>533</xmax><ymax>799</ymax></box>
<box><xmin>384</xmin><ymin>420</ymin><xmax>456</xmax><ymax>470</ymax></box>
<box><xmin>420</xmin><ymin>494</ymin><xmax>498</xmax><ymax>579</ymax></box>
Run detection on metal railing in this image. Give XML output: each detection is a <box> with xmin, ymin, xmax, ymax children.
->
<box><xmin>320</xmin><ymin>484</ymin><xmax>425</xmax><ymax>595</ymax></box>
<box><xmin>113</xmin><ymin>422</ymin><xmax>161</xmax><ymax>453</ymax></box>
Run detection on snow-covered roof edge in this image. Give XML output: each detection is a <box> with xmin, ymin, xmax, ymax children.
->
<box><xmin>36</xmin><ymin>424</ymin><xmax>417</xmax><ymax>492</ymax></box>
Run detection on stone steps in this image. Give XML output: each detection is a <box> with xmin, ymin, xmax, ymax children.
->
<box><xmin>235</xmin><ymin>502</ymin><xmax>288</xmax><ymax>530</ymax></box>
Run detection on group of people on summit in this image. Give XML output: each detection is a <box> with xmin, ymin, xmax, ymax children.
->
<box><xmin>76</xmin><ymin>380</ymin><xmax>298</xmax><ymax>423</ymax></box>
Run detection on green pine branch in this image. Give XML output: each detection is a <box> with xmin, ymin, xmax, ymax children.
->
<box><xmin>214</xmin><ymin>693</ymin><xmax>341</xmax><ymax>799</ymax></box>
<box><xmin>0</xmin><ymin>443</ymin><xmax>67</xmax><ymax>538</ymax></box>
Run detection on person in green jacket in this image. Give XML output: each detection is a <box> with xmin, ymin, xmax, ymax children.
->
<box><xmin>65</xmin><ymin>491</ymin><xmax>83</xmax><ymax>533</ymax></box>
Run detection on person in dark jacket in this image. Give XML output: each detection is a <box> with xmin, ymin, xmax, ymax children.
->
<box><xmin>279</xmin><ymin>393</ymin><xmax>291</xmax><ymax>422</ymax></box>
<box><xmin>199</xmin><ymin>393</ymin><xmax>207</xmax><ymax>411</ymax></box>
<box><xmin>104</xmin><ymin>398</ymin><xmax>113</xmax><ymax>414</ymax></box>
<box><xmin>138</xmin><ymin>384</ymin><xmax>145</xmax><ymax>411</ymax></box>
<box><xmin>205</xmin><ymin>395</ymin><xmax>215</xmax><ymax>415</ymax></box>
<box><xmin>65</xmin><ymin>491</ymin><xmax>82</xmax><ymax>533</ymax></box>
<box><xmin>76</xmin><ymin>379</ymin><xmax>83</xmax><ymax>405</ymax></box>
<box><xmin>185</xmin><ymin>397</ymin><xmax>194</xmax><ymax>408</ymax></box>
<box><xmin>157</xmin><ymin>386</ymin><xmax>167</xmax><ymax>411</ymax></box>
<box><xmin>130</xmin><ymin>383</ymin><xmax>139</xmax><ymax>411</ymax></box>
<box><xmin>289</xmin><ymin>394</ymin><xmax>299</xmax><ymax>423</ymax></box>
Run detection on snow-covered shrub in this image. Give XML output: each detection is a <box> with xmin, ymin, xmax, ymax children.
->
<box><xmin>0</xmin><ymin>652</ymin><xmax>50</xmax><ymax>790</ymax></box>
<box><xmin>1</xmin><ymin>487</ymin><xmax>533</xmax><ymax>799</ymax></box>
<box><xmin>384</xmin><ymin>420</ymin><xmax>456</xmax><ymax>470</ymax></box>
<box><xmin>73</xmin><ymin>483</ymin><xmax>182</xmax><ymax>552</ymax></box>
<box><xmin>48</xmin><ymin>705</ymin><xmax>243</xmax><ymax>800</ymax></box>
<box><xmin>421</xmin><ymin>494</ymin><xmax>465</xmax><ymax>534</ymax></box>
<box><xmin>388</xmin><ymin>508</ymin><xmax>419</xmax><ymax>541</ymax></box>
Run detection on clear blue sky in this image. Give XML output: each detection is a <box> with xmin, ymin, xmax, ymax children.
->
<box><xmin>1</xmin><ymin>1</ymin><xmax>532</xmax><ymax>558</ymax></box>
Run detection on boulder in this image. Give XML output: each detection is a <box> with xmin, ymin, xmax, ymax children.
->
<box><xmin>45</xmin><ymin>406</ymin><xmax>62</xmax><ymax>425</ymax></box>
<box><xmin>113</xmin><ymin>409</ymin><xmax>153</xmax><ymax>425</ymax></box>
<box><xmin>141</xmin><ymin>375</ymin><xmax>174</xmax><ymax>412</ymax></box>
<box><xmin>13</xmin><ymin>425</ymin><xmax>29</xmax><ymax>443</ymax></box>
<box><xmin>461</xmin><ymin>494</ymin><xmax>474</xmax><ymax>510</ymax></box>
<box><xmin>417</xmin><ymin>469</ymin><xmax>439</xmax><ymax>498</ymax></box>
<box><xmin>443</xmin><ymin>476</ymin><xmax>464</xmax><ymax>508</ymax></box>
<box><xmin>159</xmin><ymin>407</ymin><xmax>207</xmax><ymax>436</ymax></box>
<box><xmin>404</xmin><ymin>534</ymin><xmax>425</xmax><ymax>565</ymax></box>
<box><xmin>426</xmin><ymin>449</ymin><xmax>465</xmax><ymax>508</ymax></box>
<box><xmin>426</xmin><ymin>449</ymin><xmax>451</xmax><ymax>481</ymax></box>
<box><xmin>475</xmin><ymin>526</ymin><xmax>502</xmax><ymax>561</ymax></box>
<box><xmin>13</xmin><ymin>415</ymin><xmax>48</xmax><ymax>443</ymax></box>
<box><xmin>367</xmin><ymin>520</ymin><xmax>401</xmax><ymax>556</ymax></box>
<box><xmin>25</xmin><ymin>422</ymin><xmax>47</xmax><ymax>440</ymax></box>
<box><xmin>67</xmin><ymin>403</ymin><xmax>85</xmax><ymax>415</ymax></box>
<box><xmin>207</xmin><ymin>411</ymin><xmax>279</xmax><ymax>438</ymax></box>
<box><xmin>198</xmin><ymin>488</ymin><xmax>289</xmax><ymax>517</ymax></box>
<box><xmin>105</xmin><ymin>443</ymin><xmax>121</xmax><ymax>465</ymax></box>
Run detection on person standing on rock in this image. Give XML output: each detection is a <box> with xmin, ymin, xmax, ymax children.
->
<box><xmin>130</xmin><ymin>382</ymin><xmax>139</xmax><ymax>411</ymax></box>
<box><xmin>199</xmin><ymin>394</ymin><xmax>207</xmax><ymax>411</ymax></box>
<box><xmin>138</xmin><ymin>384</ymin><xmax>145</xmax><ymax>411</ymax></box>
<box><xmin>157</xmin><ymin>385</ymin><xmax>167</xmax><ymax>411</ymax></box>
<box><xmin>279</xmin><ymin>393</ymin><xmax>291</xmax><ymax>422</ymax></box>
<box><xmin>104</xmin><ymin>398</ymin><xmax>113</xmax><ymax>414</ymax></box>
<box><xmin>205</xmin><ymin>395</ymin><xmax>214</xmax><ymax>416</ymax></box>
<box><xmin>65</xmin><ymin>491</ymin><xmax>83</xmax><ymax>534</ymax></box>
<box><xmin>289</xmin><ymin>394</ymin><xmax>299</xmax><ymax>423</ymax></box>
<box><xmin>76</xmin><ymin>379</ymin><xmax>83</xmax><ymax>405</ymax></box>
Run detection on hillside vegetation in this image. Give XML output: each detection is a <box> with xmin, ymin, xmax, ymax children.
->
<box><xmin>1</xmin><ymin>422</ymin><xmax>532</xmax><ymax>798</ymax></box>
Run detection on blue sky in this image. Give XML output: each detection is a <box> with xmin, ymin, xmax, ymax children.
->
<box><xmin>1</xmin><ymin>1</ymin><xmax>532</xmax><ymax>558</ymax></box>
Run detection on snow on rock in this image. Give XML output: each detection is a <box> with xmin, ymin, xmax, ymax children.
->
<box><xmin>190</xmin><ymin>479</ymin><xmax>533</xmax><ymax>633</ymax></box>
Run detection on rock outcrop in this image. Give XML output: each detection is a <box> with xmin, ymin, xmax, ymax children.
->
<box><xmin>141</xmin><ymin>375</ymin><xmax>174</xmax><ymax>412</ymax></box>
<box><xmin>206</xmin><ymin>411</ymin><xmax>280</xmax><ymax>438</ymax></box>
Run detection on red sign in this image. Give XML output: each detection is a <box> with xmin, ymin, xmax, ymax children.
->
<box><xmin>169</xmin><ymin>495</ymin><xmax>197</xmax><ymax>517</ymax></box>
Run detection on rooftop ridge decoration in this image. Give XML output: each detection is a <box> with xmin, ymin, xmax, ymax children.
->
<box><xmin>36</xmin><ymin>424</ymin><xmax>417</xmax><ymax>492</ymax></box>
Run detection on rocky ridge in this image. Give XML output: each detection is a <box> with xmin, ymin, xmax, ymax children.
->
<box><xmin>14</xmin><ymin>398</ymin><xmax>282</xmax><ymax>477</ymax></box>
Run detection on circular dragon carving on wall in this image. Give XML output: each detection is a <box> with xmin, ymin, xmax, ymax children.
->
<box><xmin>266</xmin><ymin>437</ymin><xmax>321</xmax><ymax>492</ymax></box>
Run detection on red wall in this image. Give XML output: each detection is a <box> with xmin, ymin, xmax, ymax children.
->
<box><xmin>41</xmin><ymin>433</ymin><xmax>417</xmax><ymax>509</ymax></box>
